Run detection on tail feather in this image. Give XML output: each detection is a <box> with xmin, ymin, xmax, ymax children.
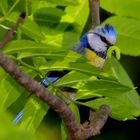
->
<box><xmin>13</xmin><ymin>110</ymin><xmax>23</xmax><ymax>124</ymax></box>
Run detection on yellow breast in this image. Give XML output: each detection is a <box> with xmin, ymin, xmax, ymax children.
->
<box><xmin>85</xmin><ymin>48</ymin><xmax>105</xmax><ymax>68</ymax></box>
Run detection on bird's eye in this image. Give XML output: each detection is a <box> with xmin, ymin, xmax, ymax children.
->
<box><xmin>100</xmin><ymin>36</ymin><xmax>107</xmax><ymax>43</ymax></box>
<box><xmin>100</xmin><ymin>36</ymin><xmax>112</xmax><ymax>46</ymax></box>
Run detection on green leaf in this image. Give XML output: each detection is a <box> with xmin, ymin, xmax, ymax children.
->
<box><xmin>38</xmin><ymin>51</ymin><xmax>107</xmax><ymax>77</ymax></box>
<box><xmin>65</xmin><ymin>0</ymin><xmax>89</xmax><ymax>28</ymax></box>
<box><xmin>9</xmin><ymin>67</ymin><xmax>38</xmax><ymax>114</ymax></box>
<box><xmin>75</xmin><ymin>79</ymin><xmax>133</xmax><ymax>100</ymax></box>
<box><xmin>59</xmin><ymin>0</ymin><xmax>89</xmax><ymax>48</ymax></box>
<box><xmin>6</xmin><ymin>12</ymin><xmax>45</xmax><ymax>41</ymax></box>
<box><xmin>108</xmin><ymin>57</ymin><xmax>134</xmax><ymax>87</ymax></box>
<box><xmin>0</xmin><ymin>67</ymin><xmax>7</xmax><ymax>80</ymax></box>
<box><xmin>40</xmin><ymin>60</ymin><xmax>106</xmax><ymax>77</ymax></box>
<box><xmin>34</xmin><ymin>7</ymin><xmax>66</xmax><ymax>24</ymax></box>
<box><xmin>56</xmin><ymin>71</ymin><xmax>91</xmax><ymax>86</ymax></box>
<box><xmin>45</xmin><ymin>0</ymin><xmax>81</xmax><ymax>6</ymax></box>
<box><xmin>3</xmin><ymin>40</ymin><xmax>65</xmax><ymax>55</ymax></box>
<box><xmin>32</xmin><ymin>57</ymin><xmax>48</xmax><ymax>72</ymax></box>
<box><xmin>69</xmin><ymin>102</ymin><xmax>80</xmax><ymax>123</ymax></box>
<box><xmin>42</xmin><ymin>0</ymin><xmax>89</xmax><ymax>48</ymax></box>
<box><xmin>29</xmin><ymin>0</ymin><xmax>58</xmax><ymax>14</ymax></box>
<box><xmin>61</xmin><ymin>121</ymin><xmax>67</xmax><ymax>140</ymax></box>
<box><xmin>0</xmin><ymin>0</ymin><xmax>8</xmax><ymax>15</ymax></box>
<box><xmin>0</xmin><ymin>75</ymin><xmax>24</xmax><ymax>111</ymax></box>
<box><xmin>20</xmin><ymin>96</ymin><xmax>49</xmax><ymax>133</ymax></box>
<box><xmin>0</xmin><ymin>25</ymin><xmax>8</xmax><ymax>40</ymax></box>
<box><xmin>21</xmin><ymin>18</ymin><xmax>45</xmax><ymax>41</ymax></box>
<box><xmin>101</xmin><ymin>0</ymin><xmax>140</xmax><ymax>19</ymax></box>
<box><xmin>103</xmin><ymin>16</ymin><xmax>140</xmax><ymax>56</ymax></box>
<box><xmin>0</xmin><ymin>112</ymin><xmax>38</xmax><ymax>140</ymax></box>
<box><xmin>82</xmin><ymin>90</ymin><xmax>140</xmax><ymax>120</ymax></box>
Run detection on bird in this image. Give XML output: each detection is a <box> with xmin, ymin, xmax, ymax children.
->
<box><xmin>13</xmin><ymin>24</ymin><xmax>116</xmax><ymax>124</ymax></box>
<box><xmin>72</xmin><ymin>24</ymin><xmax>116</xmax><ymax>68</ymax></box>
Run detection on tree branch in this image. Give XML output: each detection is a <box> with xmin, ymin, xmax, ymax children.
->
<box><xmin>89</xmin><ymin>0</ymin><xmax>100</xmax><ymax>27</ymax></box>
<box><xmin>68</xmin><ymin>105</ymin><xmax>110</xmax><ymax>140</ymax></box>
<box><xmin>0</xmin><ymin>42</ymin><xmax>81</xmax><ymax>139</ymax></box>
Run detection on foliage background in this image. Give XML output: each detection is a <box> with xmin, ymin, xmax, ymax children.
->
<box><xmin>0</xmin><ymin>0</ymin><xmax>140</xmax><ymax>140</ymax></box>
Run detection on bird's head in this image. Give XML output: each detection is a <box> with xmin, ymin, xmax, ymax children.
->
<box><xmin>80</xmin><ymin>24</ymin><xmax>117</xmax><ymax>59</ymax></box>
<box><xmin>93</xmin><ymin>24</ymin><xmax>116</xmax><ymax>46</ymax></box>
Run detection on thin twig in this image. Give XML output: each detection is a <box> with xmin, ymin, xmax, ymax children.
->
<box><xmin>0</xmin><ymin>12</ymin><xmax>26</xmax><ymax>48</ymax></box>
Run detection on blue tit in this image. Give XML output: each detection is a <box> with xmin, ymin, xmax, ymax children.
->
<box><xmin>13</xmin><ymin>24</ymin><xmax>116</xmax><ymax>124</ymax></box>
<box><xmin>72</xmin><ymin>24</ymin><xmax>116</xmax><ymax>68</ymax></box>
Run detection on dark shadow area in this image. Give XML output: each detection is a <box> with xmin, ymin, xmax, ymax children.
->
<box><xmin>89</xmin><ymin>117</ymin><xmax>140</xmax><ymax>140</ymax></box>
<box><xmin>120</xmin><ymin>55</ymin><xmax>140</xmax><ymax>93</ymax></box>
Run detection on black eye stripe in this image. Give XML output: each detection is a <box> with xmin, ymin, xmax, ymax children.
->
<box><xmin>100</xmin><ymin>36</ymin><xmax>111</xmax><ymax>46</ymax></box>
<box><xmin>88</xmin><ymin>32</ymin><xmax>112</xmax><ymax>46</ymax></box>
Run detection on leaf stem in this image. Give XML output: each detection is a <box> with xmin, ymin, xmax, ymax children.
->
<box><xmin>25</xmin><ymin>0</ymin><xmax>29</xmax><ymax>16</ymax></box>
<box><xmin>18</xmin><ymin>59</ymin><xmax>44</xmax><ymax>77</ymax></box>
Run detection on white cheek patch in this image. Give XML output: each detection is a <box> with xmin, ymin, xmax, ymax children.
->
<box><xmin>87</xmin><ymin>33</ymin><xmax>95</xmax><ymax>48</ymax></box>
<box><xmin>87</xmin><ymin>33</ymin><xmax>107</xmax><ymax>53</ymax></box>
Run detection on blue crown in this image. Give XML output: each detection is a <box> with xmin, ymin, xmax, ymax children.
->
<box><xmin>102</xmin><ymin>24</ymin><xmax>116</xmax><ymax>38</ymax></box>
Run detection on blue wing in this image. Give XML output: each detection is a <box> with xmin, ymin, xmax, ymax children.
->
<box><xmin>41</xmin><ymin>70</ymin><xmax>69</xmax><ymax>87</ymax></box>
<box><xmin>41</xmin><ymin>77</ymin><xmax>59</xmax><ymax>87</ymax></box>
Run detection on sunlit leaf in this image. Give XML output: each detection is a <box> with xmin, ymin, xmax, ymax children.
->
<box><xmin>0</xmin><ymin>75</ymin><xmax>24</xmax><ymax>111</ymax></box>
<box><xmin>82</xmin><ymin>90</ymin><xmax>140</xmax><ymax>120</ymax></box>
<box><xmin>75</xmin><ymin>79</ymin><xmax>133</xmax><ymax>100</ymax></box>
<box><xmin>0</xmin><ymin>0</ymin><xmax>8</xmax><ymax>15</ymax></box>
<box><xmin>109</xmin><ymin>57</ymin><xmax>134</xmax><ymax>87</ymax></box>
<box><xmin>43</xmin><ymin>0</ymin><xmax>89</xmax><ymax>49</ymax></box>
<box><xmin>3</xmin><ymin>40</ymin><xmax>65</xmax><ymax>55</ymax></box>
<box><xmin>69</xmin><ymin>102</ymin><xmax>80</xmax><ymax>123</ymax></box>
<box><xmin>56</xmin><ymin>71</ymin><xmax>91</xmax><ymax>86</ymax></box>
<box><xmin>0</xmin><ymin>113</ymin><xmax>38</xmax><ymax>140</ymax></box>
<box><xmin>101</xmin><ymin>0</ymin><xmax>140</xmax><ymax>19</ymax></box>
<box><xmin>19</xmin><ymin>96</ymin><xmax>49</xmax><ymax>134</ymax></box>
